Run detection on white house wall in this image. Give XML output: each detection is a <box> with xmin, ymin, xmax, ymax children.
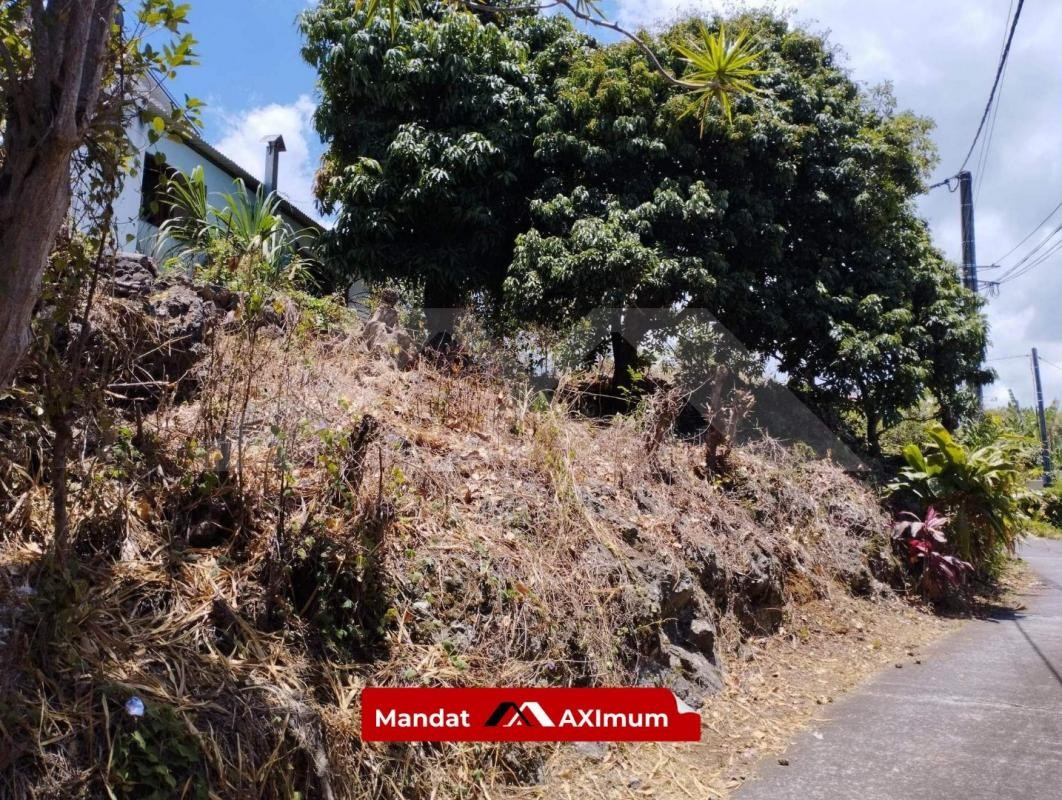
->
<box><xmin>113</xmin><ymin>118</ymin><xmax>315</xmax><ymax>258</ymax></box>
<box><xmin>109</xmin><ymin>116</ymin><xmax>369</xmax><ymax>313</ymax></box>
<box><xmin>111</xmin><ymin>118</ymin><xmax>151</xmax><ymax>250</ymax></box>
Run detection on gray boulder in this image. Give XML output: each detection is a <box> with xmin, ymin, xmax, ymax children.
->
<box><xmin>363</xmin><ymin>289</ymin><xmax>416</xmax><ymax>370</ymax></box>
<box><xmin>633</xmin><ymin>556</ymin><xmax>724</xmax><ymax>707</ymax></box>
<box><xmin>109</xmin><ymin>252</ymin><xmax>158</xmax><ymax>298</ymax></box>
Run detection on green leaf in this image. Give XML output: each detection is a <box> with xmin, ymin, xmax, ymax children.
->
<box><xmin>901</xmin><ymin>443</ymin><xmax>927</xmax><ymax>472</ymax></box>
<box><xmin>674</xmin><ymin>24</ymin><xmax>765</xmax><ymax>131</ymax></box>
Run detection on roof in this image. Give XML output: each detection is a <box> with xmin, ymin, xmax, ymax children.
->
<box><xmin>180</xmin><ymin>135</ymin><xmax>323</xmax><ymax>233</ymax></box>
<box><xmin>140</xmin><ymin>75</ymin><xmax>324</xmax><ymax>234</ymax></box>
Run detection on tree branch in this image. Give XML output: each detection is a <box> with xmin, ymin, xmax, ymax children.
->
<box><xmin>548</xmin><ymin>0</ymin><xmax>698</xmax><ymax>89</ymax></box>
<box><xmin>76</xmin><ymin>0</ymin><xmax>120</xmax><ymax>135</ymax></box>
<box><xmin>0</xmin><ymin>38</ymin><xmax>20</xmax><ymax>88</ymax></box>
<box><xmin>459</xmin><ymin>0</ymin><xmax>698</xmax><ymax>89</ymax></box>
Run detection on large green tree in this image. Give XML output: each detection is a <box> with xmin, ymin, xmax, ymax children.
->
<box><xmin>303</xmin><ymin>4</ymin><xmax>988</xmax><ymax>453</ymax></box>
<box><xmin>300</xmin><ymin>0</ymin><xmax>761</xmax><ymax>340</ymax></box>
<box><xmin>300</xmin><ymin>2</ymin><xmax>588</xmax><ymax>338</ymax></box>
<box><xmin>504</xmin><ymin>13</ymin><xmax>987</xmax><ymax>451</ymax></box>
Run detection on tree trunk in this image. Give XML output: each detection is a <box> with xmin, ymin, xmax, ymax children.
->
<box><xmin>0</xmin><ymin>154</ymin><xmax>76</xmax><ymax>385</ymax></box>
<box><xmin>423</xmin><ymin>278</ymin><xmax>461</xmax><ymax>355</ymax></box>
<box><xmin>610</xmin><ymin>330</ymin><xmax>638</xmax><ymax>390</ymax></box>
<box><xmin>939</xmin><ymin>400</ymin><xmax>960</xmax><ymax>434</ymax></box>
<box><xmin>610</xmin><ymin>308</ymin><xmax>648</xmax><ymax>391</ymax></box>
<box><xmin>865</xmin><ymin>409</ymin><xmax>882</xmax><ymax>460</ymax></box>
<box><xmin>0</xmin><ymin>0</ymin><xmax>118</xmax><ymax>387</ymax></box>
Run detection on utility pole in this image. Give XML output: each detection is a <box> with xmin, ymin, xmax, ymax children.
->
<box><xmin>959</xmin><ymin>170</ymin><xmax>978</xmax><ymax>293</ymax></box>
<box><xmin>1032</xmin><ymin>347</ymin><xmax>1053</xmax><ymax>487</ymax></box>
<box><xmin>958</xmin><ymin>170</ymin><xmax>984</xmax><ymax>409</ymax></box>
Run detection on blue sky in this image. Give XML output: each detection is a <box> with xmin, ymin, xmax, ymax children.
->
<box><xmin>164</xmin><ymin>1</ymin><xmax>1062</xmax><ymax>406</ymax></box>
<box><xmin>169</xmin><ymin>0</ymin><xmax>316</xmax><ymax>125</ymax></box>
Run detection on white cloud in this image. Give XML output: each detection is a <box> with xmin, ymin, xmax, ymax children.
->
<box><xmin>613</xmin><ymin>0</ymin><xmax>1062</xmax><ymax>405</ymax></box>
<box><xmin>211</xmin><ymin>94</ymin><xmax>322</xmax><ymax>222</ymax></box>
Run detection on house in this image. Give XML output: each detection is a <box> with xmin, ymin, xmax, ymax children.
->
<box><xmin>110</xmin><ymin>77</ymin><xmax>368</xmax><ymax>308</ymax></box>
<box><xmin>113</xmin><ymin>78</ymin><xmax>322</xmax><ymax>254</ymax></box>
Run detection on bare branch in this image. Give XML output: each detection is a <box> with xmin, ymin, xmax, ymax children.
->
<box><xmin>548</xmin><ymin>0</ymin><xmax>699</xmax><ymax>89</ymax></box>
<box><xmin>462</xmin><ymin>1</ymin><xmax>560</xmax><ymax>15</ymax></box>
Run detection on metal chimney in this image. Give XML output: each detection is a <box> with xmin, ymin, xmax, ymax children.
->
<box><xmin>263</xmin><ymin>134</ymin><xmax>286</xmax><ymax>195</ymax></box>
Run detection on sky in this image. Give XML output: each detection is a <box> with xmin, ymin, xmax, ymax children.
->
<box><xmin>165</xmin><ymin>0</ymin><xmax>1062</xmax><ymax>407</ymax></box>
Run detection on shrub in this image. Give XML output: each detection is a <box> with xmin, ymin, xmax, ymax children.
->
<box><xmin>105</xmin><ymin>696</ymin><xmax>208</xmax><ymax>800</ymax></box>
<box><xmin>889</xmin><ymin>423</ymin><xmax>1027</xmax><ymax>575</ymax></box>
<box><xmin>892</xmin><ymin>507</ymin><xmax>973</xmax><ymax>600</ymax></box>
<box><xmin>1039</xmin><ymin>482</ymin><xmax>1062</xmax><ymax>528</ymax></box>
<box><xmin>158</xmin><ymin>166</ymin><xmax>318</xmax><ymax>292</ymax></box>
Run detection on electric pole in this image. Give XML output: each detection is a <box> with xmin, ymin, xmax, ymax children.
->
<box><xmin>958</xmin><ymin>170</ymin><xmax>984</xmax><ymax>409</ymax></box>
<box><xmin>1032</xmin><ymin>347</ymin><xmax>1053</xmax><ymax>487</ymax></box>
<box><xmin>959</xmin><ymin>170</ymin><xmax>978</xmax><ymax>293</ymax></box>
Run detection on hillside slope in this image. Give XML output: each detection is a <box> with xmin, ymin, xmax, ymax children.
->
<box><xmin>0</xmin><ymin>276</ymin><xmax>937</xmax><ymax>799</ymax></box>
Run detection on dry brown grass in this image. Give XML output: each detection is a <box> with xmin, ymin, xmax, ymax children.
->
<box><xmin>516</xmin><ymin>557</ymin><xmax>1036</xmax><ymax>800</ymax></box>
<box><xmin>0</xmin><ymin>309</ymin><xmax>960</xmax><ymax>799</ymax></box>
<box><xmin>509</xmin><ymin>594</ymin><xmax>959</xmax><ymax>800</ymax></box>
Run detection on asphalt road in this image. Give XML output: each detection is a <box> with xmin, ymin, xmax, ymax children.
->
<box><xmin>737</xmin><ymin>537</ymin><xmax>1062</xmax><ymax>800</ymax></box>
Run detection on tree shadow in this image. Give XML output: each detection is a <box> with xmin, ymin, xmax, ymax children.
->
<box><xmin>1014</xmin><ymin>619</ymin><xmax>1062</xmax><ymax>689</ymax></box>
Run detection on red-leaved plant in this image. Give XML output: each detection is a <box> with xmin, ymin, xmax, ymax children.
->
<box><xmin>893</xmin><ymin>507</ymin><xmax>974</xmax><ymax>598</ymax></box>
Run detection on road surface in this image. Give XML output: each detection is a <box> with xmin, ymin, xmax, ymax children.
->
<box><xmin>737</xmin><ymin>537</ymin><xmax>1062</xmax><ymax>800</ymax></box>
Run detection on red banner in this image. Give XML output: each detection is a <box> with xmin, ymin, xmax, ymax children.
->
<box><xmin>361</xmin><ymin>687</ymin><xmax>701</xmax><ymax>742</ymax></box>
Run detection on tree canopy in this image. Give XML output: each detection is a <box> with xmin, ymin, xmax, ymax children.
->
<box><xmin>300</xmin><ymin>3</ymin><xmax>589</xmax><ymax>310</ymax></box>
<box><xmin>300</xmin><ymin>3</ymin><xmax>989</xmax><ymax>453</ymax></box>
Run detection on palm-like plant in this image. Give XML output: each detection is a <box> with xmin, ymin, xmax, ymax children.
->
<box><xmin>216</xmin><ymin>180</ymin><xmax>304</xmax><ymax>283</ymax></box>
<box><xmin>158</xmin><ymin>169</ymin><xmax>316</xmax><ymax>289</ymax></box>
<box><xmin>673</xmin><ymin>25</ymin><xmax>765</xmax><ymax>131</ymax></box>
<box><xmin>157</xmin><ymin>165</ymin><xmax>212</xmax><ymax>263</ymax></box>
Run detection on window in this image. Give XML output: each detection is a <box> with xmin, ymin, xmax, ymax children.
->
<box><xmin>139</xmin><ymin>154</ymin><xmax>179</xmax><ymax>227</ymax></box>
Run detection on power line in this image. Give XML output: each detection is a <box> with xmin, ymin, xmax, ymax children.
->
<box><xmin>992</xmin><ymin>199</ymin><xmax>1062</xmax><ymax>265</ymax></box>
<box><xmin>958</xmin><ymin>0</ymin><xmax>1024</xmax><ymax>172</ymax></box>
<box><xmin>974</xmin><ymin>0</ymin><xmax>1015</xmax><ymax>202</ymax></box>
<box><xmin>1008</xmin><ymin>238</ymin><xmax>1062</xmax><ymax>283</ymax></box>
<box><xmin>927</xmin><ymin>175</ymin><xmax>957</xmax><ymax>192</ymax></box>
<box><xmin>987</xmin><ymin>354</ymin><xmax>1031</xmax><ymax>362</ymax></box>
<box><xmin>1040</xmin><ymin>357</ymin><xmax>1062</xmax><ymax>374</ymax></box>
<box><xmin>996</xmin><ymin>221</ymin><xmax>1062</xmax><ymax>283</ymax></box>
<box><xmin>996</xmin><ymin>215</ymin><xmax>1062</xmax><ymax>281</ymax></box>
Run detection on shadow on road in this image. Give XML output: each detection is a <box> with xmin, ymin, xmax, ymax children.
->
<box><xmin>1014</xmin><ymin>619</ymin><xmax>1062</xmax><ymax>689</ymax></box>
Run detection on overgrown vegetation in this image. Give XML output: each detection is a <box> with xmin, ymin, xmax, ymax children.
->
<box><xmin>302</xmin><ymin>3</ymin><xmax>989</xmax><ymax>448</ymax></box>
<box><xmin>0</xmin><ymin>1</ymin><xmax>1036</xmax><ymax>798</ymax></box>
<box><xmin>2</xmin><ymin>293</ymin><xmax>904</xmax><ymax>797</ymax></box>
<box><xmin>886</xmin><ymin>415</ymin><xmax>1038</xmax><ymax>602</ymax></box>
<box><xmin>158</xmin><ymin>165</ymin><xmax>318</xmax><ymax>291</ymax></box>
<box><xmin>892</xmin><ymin>424</ymin><xmax>1027</xmax><ymax>568</ymax></box>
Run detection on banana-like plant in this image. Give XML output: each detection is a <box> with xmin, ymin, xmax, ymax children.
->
<box><xmin>890</xmin><ymin>423</ymin><xmax>1027</xmax><ymax>570</ymax></box>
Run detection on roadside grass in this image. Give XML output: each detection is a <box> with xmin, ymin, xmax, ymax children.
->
<box><xmin>1024</xmin><ymin>520</ymin><xmax>1062</xmax><ymax>540</ymax></box>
